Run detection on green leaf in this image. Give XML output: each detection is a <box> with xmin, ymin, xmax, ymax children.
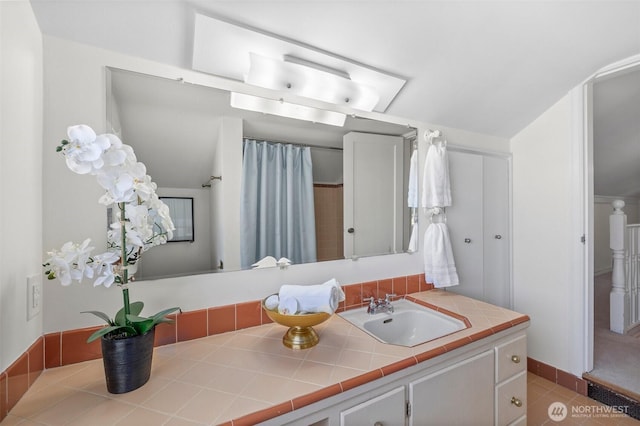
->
<box><xmin>86</xmin><ymin>325</ymin><xmax>136</xmax><ymax>343</ymax></box>
<box><xmin>114</xmin><ymin>301</ymin><xmax>144</xmax><ymax>326</ymax></box>
<box><xmin>126</xmin><ymin>314</ymin><xmax>155</xmax><ymax>335</ymax></box>
<box><xmin>81</xmin><ymin>310</ymin><xmax>114</xmax><ymax>325</ymax></box>
<box><xmin>151</xmin><ymin>307</ymin><xmax>181</xmax><ymax>323</ymax></box>
<box><xmin>130</xmin><ymin>301</ymin><xmax>144</xmax><ymax>316</ymax></box>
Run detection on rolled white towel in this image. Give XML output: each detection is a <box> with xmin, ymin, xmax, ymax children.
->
<box><xmin>279</xmin><ymin>278</ymin><xmax>345</xmax><ymax>314</ymax></box>
<box><xmin>278</xmin><ymin>297</ymin><xmax>298</xmax><ymax>315</ymax></box>
<box><xmin>265</xmin><ymin>294</ymin><xmax>280</xmax><ymax>310</ymax></box>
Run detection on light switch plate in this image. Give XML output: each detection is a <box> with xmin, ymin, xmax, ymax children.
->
<box><xmin>27</xmin><ymin>275</ymin><xmax>42</xmax><ymax>320</ymax></box>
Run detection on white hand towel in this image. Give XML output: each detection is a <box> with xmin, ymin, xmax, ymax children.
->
<box><xmin>422</xmin><ymin>142</ymin><xmax>451</xmax><ymax>209</ymax></box>
<box><xmin>423</xmin><ymin>223</ymin><xmax>459</xmax><ymax>288</ymax></box>
<box><xmin>407</xmin><ymin>223</ymin><xmax>419</xmax><ymax>253</ymax></box>
<box><xmin>252</xmin><ymin>255</ymin><xmax>278</xmax><ymax>269</ymax></box>
<box><xmin>279</xmin><ymin>278</ymin><xmax>345</xmax><ymax>314</ymax></box>
<box><xmin>408</xmin><ymin>149</ymin><xmax>419</xmax><ymax>208</ymax></box>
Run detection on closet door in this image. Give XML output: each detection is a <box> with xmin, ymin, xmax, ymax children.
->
<box><xmin>483</xmin><ymin>155</ymin><xmax>510</xmax><ymax>307</ymax></box>
<box><xmin>447</xmin><ymin>151</ymin><xmax>485</xmax><ymax>300</ymax></box>
<box><xmin>446</xmin><ymin>150</ymin><xmax>511</xmax><ymax>308</ymax></box>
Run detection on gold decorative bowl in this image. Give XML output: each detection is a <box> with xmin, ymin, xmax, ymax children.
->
<box><xmin>262</xmin><ymin>295</ymin><xmax>331</xmax><ymax>349</ymax></box>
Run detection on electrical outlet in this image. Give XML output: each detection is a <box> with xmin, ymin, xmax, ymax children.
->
<box><xmin>27</xmin><ymin>275</ymin><xmax>42</xmax><ymax>320</ymax></box>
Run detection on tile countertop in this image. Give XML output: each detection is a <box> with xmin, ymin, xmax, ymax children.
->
<box><xmin>200</xmin><ymin>290</ymin><xmax>529</xmax><ymax>425</ymax></box>
<box><xmin>9</xmin><ymin>290</ymin><xmax>529</xmax><ymax>426</ymax></box>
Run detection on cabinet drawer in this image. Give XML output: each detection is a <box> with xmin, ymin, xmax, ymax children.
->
<box><xmin>496</xmin><ymin>371</ymin><xmax>527</xmax><ymax>426</ymax></box>
<box><xmin>495</xmin><ymin>334</ymin><xmax>526</xmax><ymax>383</ymax></box>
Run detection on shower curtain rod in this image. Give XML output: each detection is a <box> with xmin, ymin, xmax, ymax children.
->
<box><xmin>243</xmin><ymin>136</ymin><xmax>343</xmax><ymax>152</ymax></box>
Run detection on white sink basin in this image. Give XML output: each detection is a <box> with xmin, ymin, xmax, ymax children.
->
<box><xmin>338</xmin><ymin>299</ymin><xmax>468</xmax><ymax>347</ymax></box>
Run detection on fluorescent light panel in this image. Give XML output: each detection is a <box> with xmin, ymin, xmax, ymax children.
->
<box><xmin>246</xmin><ymin>53</ymin><xmax>380</xmax><ymax>112</ymax></box>
<box><xmin>230</xmin><ymin>92</ymin><xmax>347</xmax><ymax>127</ymax></box>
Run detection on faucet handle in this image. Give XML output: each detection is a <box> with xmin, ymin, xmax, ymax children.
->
<box><xmin>363</xmin><ymin>297</ymin><xmax>376</xmax><ymax>306</ymax></box>
<box><xmin>385</xmin><ymin>293</ymin><xmax>398</xmax><ymax>302</ymax></box>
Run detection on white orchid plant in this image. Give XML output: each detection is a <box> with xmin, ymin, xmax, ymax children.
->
<box><xmin>43</xmin><ymin>125</ymin><xmax>180</xmax><ymax>343</ymax></box>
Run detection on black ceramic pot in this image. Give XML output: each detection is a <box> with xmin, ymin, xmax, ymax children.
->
<box><xmin>101</xmin><ymin>327</ymin><xmax>155</xmax><ymax>394</ymax></box>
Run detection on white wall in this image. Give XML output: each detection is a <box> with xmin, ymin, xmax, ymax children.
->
<box><xmin>137</xmin><ymin>187</ymin><xmax>213</xmax><ymax>280</ymax></box>
<box><xmin>0</xmin><ymin>1</ymin><xmax>43</xmax><ymax>372</ymax></box>
<box><xmin>41</xmin><ymin>36</ymin><xmax>510</xmax><ymax>333</ymax></box>
<box><xmin>594</xmin><ymin>196</ymin><xmax>639</xmax><ymax>275</ymax></box>
<box><xmin>511</xmin><ymin>94</ymin><xmax>577</xmax><ymax>374</ymax></box>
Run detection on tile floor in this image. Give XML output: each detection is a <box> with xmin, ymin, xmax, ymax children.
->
<box><xmin>528</xmin><ymin>372</ymin><xmax>639</xmax><ymax>425</ymax></box>
<box><xmin>2</xmin><ymin>358</ymin><xmax>639</xmax><ymax>426</ymax></box>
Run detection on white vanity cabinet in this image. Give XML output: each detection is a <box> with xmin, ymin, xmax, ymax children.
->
<box><xmin>264</xmin><ymin>327</ymin><xmax>527</xmax><ymax>426</ymax></box>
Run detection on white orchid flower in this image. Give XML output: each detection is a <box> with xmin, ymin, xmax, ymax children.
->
<box><xmin>91</xmin><ymin>251</ymin><xmax>119</xmax><ymax>288</ymax></box>
<box><xmin>43</xmin><ymin>239</ymin><xmax>104</xmax><ymax>286</ymax></box>
<box><xmin>96</xmin><ymin>162</ymin><xmax>146</xmax><ymax>204</ymax></box>
<box><xmin>63</xmin><ymin>125</ymin><xmax>111</xmax><ymax>175</ymax></box>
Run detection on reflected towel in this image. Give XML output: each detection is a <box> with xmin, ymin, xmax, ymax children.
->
<box><xmin>407</xmin><ymin>223</ymin><xmax>419</xmax><ymax>253</ymax></box>
<box><xmin>423</xmin><ymin>223</ymin><xmax>459</xmax><ymax>288</ymax></box>
<box><xmin>422</xmin><ymin>142</ymin><xmax>451</xmax><ymax>208</ymax></box>
<box><xmin>408</xmin><ymin>149</ymin><xmax>419</xmax><ymax>208</ymax></box>
<box><xmin>279</xmin><ymin>278</ymin><xmax>345</xmax><ymax>314</ymax></box>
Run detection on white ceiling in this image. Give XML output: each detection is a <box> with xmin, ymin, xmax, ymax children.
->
<box><xmin>30</xmin><ymin>0</ymin><xmax>640</xmax><ymax>139</ymax></box>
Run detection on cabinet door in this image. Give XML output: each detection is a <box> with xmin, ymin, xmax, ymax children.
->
<box><xmin>447</xmin><ymin>150</ymin><xmax>484</xmax><ymax>300</ymax></box>
<box><xmin>409</xmin><ymin>349</ymin><xmax>494</xmax><ymax>425</ymax></box>
<box><xmin>340</xmin><ymin>386</ymin><xmax>406</xmax><ymax>426</ymax></box>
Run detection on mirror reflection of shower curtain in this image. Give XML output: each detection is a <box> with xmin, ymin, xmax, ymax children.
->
<box><xmin>240</xmin><ymin>139</ymin><xmax>317</xmax><ymax>269</ymax></box>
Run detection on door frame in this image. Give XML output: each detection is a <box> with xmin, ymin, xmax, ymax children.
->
<box><xmin>573</xmin><ymin>54</ymin><xmax>640</xmax><ymax>375</ymax></box>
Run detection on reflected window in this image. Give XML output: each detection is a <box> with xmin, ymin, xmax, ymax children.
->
<box><xmin>161</xmin><ymin>197</ymin><xmax>194</xmax><ymax>242</ymax></box>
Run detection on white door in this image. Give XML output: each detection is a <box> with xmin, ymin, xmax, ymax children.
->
<box><xmin>447</xmin><ymin>150</ymin><xmax>485</xmax><ymax>300</ymax></box>
<box><xmin>343</xmin><ymin>132</ymin><xmax>404</xmax><ymax>259</ymax></box>
<box><xmin>483</xmin><ymin>155</ymin><xmax>511</xmax><ymax>308</ymax></box>
<box><xmin>447</xmin><ymin>150</ymin><xmax>511</xmax><ymax>308</ymax></box>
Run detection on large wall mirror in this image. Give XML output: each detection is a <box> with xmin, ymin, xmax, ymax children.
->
<box><xmin>106</xmin><ymin>67</ymin><xmax>417</xmax><ymax>280</ymax></box>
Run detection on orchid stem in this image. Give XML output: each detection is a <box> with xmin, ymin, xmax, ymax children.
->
<box><xmin>119</xmin><ymin>202</ymin><xmax>131</xmax><ymax>320</ymax></box>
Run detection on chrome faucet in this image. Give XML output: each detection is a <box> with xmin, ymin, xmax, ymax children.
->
<box><xmin>364</xmin><ymin>293</ymin><xmax>397</xmax><ymax>314</ymax></box>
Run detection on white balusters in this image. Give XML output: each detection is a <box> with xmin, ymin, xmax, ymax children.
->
<box><xmin>628</xmin><ymin>224</ymin><xmax>640</xmax><ymax>327</ymax></box>
<box><xmin>610</xmin><ymin>200</ymin><xmax>629</xmax><ymax>334</ymax></box>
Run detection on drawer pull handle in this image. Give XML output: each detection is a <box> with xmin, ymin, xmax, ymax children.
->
<box><xmin>511</xmin><ymin>397</ymin><xmax>523</xmax><ymax>408</ymax></box>
<box><xmin>374</xmin><ymin>422</ymin><xmax>384</xmax><ymax>426</ymax></box>
<box><xmin>511</xmin><ymin>355</ymin><xmax>521</xmax><ymax>363</ymax></box>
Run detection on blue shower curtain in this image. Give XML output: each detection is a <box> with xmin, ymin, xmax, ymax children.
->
<box><xmin>240</xmin><ymin>139</ymin><xmax>317</xmax><ymax>269</ymax></box>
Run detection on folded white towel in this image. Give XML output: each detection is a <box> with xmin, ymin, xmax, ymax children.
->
<box><xmin>422</xmin><ymin>142</ymin><xmax>451</xmax><ymax>209</ymax></box>
<box><xmin>423</xmin><ymin>223</ymin><xmax>459</xmax><ymax>288</ymax></box>
<box><xmin>408</xmin><ymin>149</ymin><xmax>419</xmax><ymax>208</ymax></box>
<box><xmin>279</xmin><ymin>278</ymin><xmax>345</xmax><ymax>314</ymax></box>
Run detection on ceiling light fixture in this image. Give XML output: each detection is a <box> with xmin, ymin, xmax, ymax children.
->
<box><xmin>192</xmin><ymin>13</ymin><xmax>407</xmax><ymax>125</ymax></box>
<box><xmin>230</xmin><ymin>92</ymin><xmax>346</xmax><ymax>127</ymax></box>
